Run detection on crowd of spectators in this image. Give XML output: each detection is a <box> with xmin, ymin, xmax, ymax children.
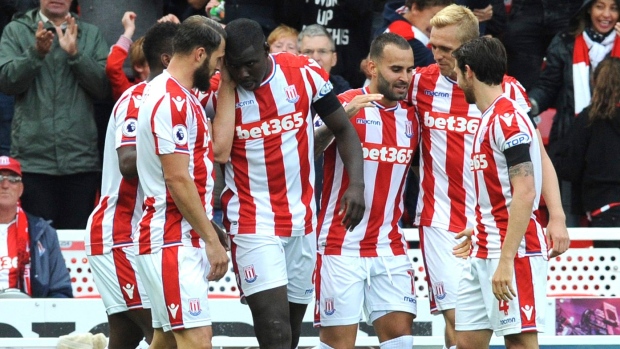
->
<box><xmin>0</xmin><ymin>0</ymin><xmax>619</xmax><ymax>234</ymax></box>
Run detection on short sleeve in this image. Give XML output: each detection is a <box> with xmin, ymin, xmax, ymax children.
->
<box><xmin>493</xmin><ymin>111</ymin><xmax>534</xmax><ymax>153</ymax></box>
<box><xmin>152</xmin><ymin>92</ymin><xmax>192</xmax><ymax>155</ymax></box>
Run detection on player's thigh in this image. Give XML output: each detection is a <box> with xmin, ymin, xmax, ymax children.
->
<box><xmin>282</xmin><ymin>232</ymin><xmax>317</xmax><ymax>304</ymax></box>
<box><xmin>89</xmin><ymin>248</ymin><xmax>150</xmax><ymax>315</ymax></box>
<box><xmin>230</xmin><ymin>234</ymin><xmax>287</xmax><ymax>300</ymax></box>
<box><xmin>315</xmin><ymin>254</ymin><xmax>366</xmax><ymax>328</ymax></box>
<box><xmin>135</xmin><ymin>246</ymin><xmax>212</xmax><ymax>332</ymax></box>
<box><xmin>364</xmin><ymin>255</ymin><xmax>417</xmax><ymax>327</ymax></box>
<box><xmin>420</xmin><ymin>226</ymin><xmax>467</xmax><ymax>313</ymax></box>
<box><xmin>455</xmin><ymin>258</ymin><xmax>492</xmax><ymax>332</ymax></box>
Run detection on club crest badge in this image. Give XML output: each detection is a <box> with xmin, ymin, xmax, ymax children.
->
<box><xmin>243</xmin><ymin>264</ymin><xmax>258</xmax><ymax>283</ymax></box>
<box><xmin>285</xmin><ymin>85</ymin><xmax>300</xmax><ymax>103</ymax></box>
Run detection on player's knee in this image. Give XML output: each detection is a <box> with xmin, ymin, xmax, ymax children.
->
<box><xmin>256</xmin><ymin>318</ymin><xmax>292</xmax><ymax>347</ymax></box>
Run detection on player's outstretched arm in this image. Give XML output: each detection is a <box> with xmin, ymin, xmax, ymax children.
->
<box><xmin>536</xmin><ymin>130</ymin><xmax>569</xmax><ymax>257</ymax></box>
<box><xmin>317</xmin><ymin>92</ymin><xmax>365</xmax><ymax>230</ymax></box>
<box><xmin>159</xmin><ymin>153</ymin><xmax>229</xmax><ymax>280</ymax></box>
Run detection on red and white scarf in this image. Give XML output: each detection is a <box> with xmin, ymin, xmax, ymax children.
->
<box><xmin>573</xmin><ymin>31</ymin><xmax>620</xmax><ymax>115</ymax></box>
<box><xmin>8</xmin><ymin>207</ymin><xmax>31</xmax><ymax>295</ymax></box>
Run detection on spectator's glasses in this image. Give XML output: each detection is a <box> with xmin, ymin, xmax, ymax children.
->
<box><xmin>0</xmin><ymin>175</ymin><xmax>21</xmax><ymax>184</ymax></box>
<box><xmin>301</xmin><ymin>49</ymin><xmax>334</xmax><ymax>56</ymax></box>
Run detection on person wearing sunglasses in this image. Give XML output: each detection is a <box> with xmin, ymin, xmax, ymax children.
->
<box><xmin>0</xmin><ymin>156</ymin><xmax>72</xmax><ymax>298</ymax></box>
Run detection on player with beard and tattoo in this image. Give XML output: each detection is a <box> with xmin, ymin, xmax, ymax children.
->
<box><xmin>453</xmin><ymin>36</ymin><xmax>547</xmax><ymax>349</ymax></box>
<box><xmin>134</xmin><ymin>16</ymin><xmax>229</xmax><ymax>349</ymax></box>
<box><xmin>404</xmin><ymin>5</ymin><xmax>569</xmax><ymax>349</ymax></box>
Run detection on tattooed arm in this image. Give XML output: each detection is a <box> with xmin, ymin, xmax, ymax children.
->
<box><xmin>492</xmin><ymin>160</ymin><xmax>537</xmax><ymax>302</ymax></box>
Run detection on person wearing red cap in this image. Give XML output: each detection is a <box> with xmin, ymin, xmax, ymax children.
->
<box><xmin>0</xmin><ymin>156</ymin><xmax>72</xmax><ymax>298</ymax></box>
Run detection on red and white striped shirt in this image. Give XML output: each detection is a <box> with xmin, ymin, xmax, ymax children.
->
<box><xmin>135</xmin><ymin>70</ymin><xmax>215</xmax><ymax>254</ymax></box>
<box><xmin>85</xmin><ymin>83</ymin><xmax>145</xmax><ymax>256</ymax></box>
<box><xmin>471</xmin><ymin>96</ymin><xmax>546</xmax><ymax>259</ymax></box>
<box><xmin>218</xmin><ymin>53</ymin><xmax>332</xmax><ymax>236</ymax></box>
<box><xmin>407</xmin><ymin>64</ymin><xmax>530</xmax><ymax>233</ymax></box>
<box><xmin>318</xmin><ymin>87</ymin><xmax>420</xmax><ymax>257</ymax></box>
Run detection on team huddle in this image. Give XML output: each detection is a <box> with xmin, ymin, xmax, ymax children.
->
<box><xmin>84</xmin><ymin>4</ymin><xmax>569</xmax><ymax>349</ymax></box>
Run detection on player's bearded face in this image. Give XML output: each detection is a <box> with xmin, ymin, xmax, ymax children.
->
<box><xmin>193</xmin><ymin>54</ymin><xmax>212</xmax><ymax>92</ymax></box>
<box><xmin>377</xmin><ymin>70</ymin><xmax>408</xmax><ymax>101</ymax></box>
<box><xmin>459</xmin><ymin>74</ymin><xmax>476</xmax><ymax>104</ymax></box>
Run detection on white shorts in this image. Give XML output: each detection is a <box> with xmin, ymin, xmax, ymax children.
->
<box><xmin>314</xmin><ymin>254</ymin><xmax>417</xmax><ymax>327</ymax></box>
<box><xmin>230</xmin><ymin>233</ymin><xmax>316</xmax><ymax>304</ymax></box>
<box><xmin>455</xmin><ymin>256</ymin><xmax>548</xmax><ymax>337</ymax></box>
<box><xmin>88</xmin><ymin>246</ymin><xmax>150</xmax><ymax>315</ymax></box>
<box><xmin>420</xmin><ymin>226</ymin><xmax>467</xmax><ymax>314</ymax></box>
<box><xmin>136</xmin><ymin>246</ymin><xmax>212</xmax><ymax>332</ymax></box>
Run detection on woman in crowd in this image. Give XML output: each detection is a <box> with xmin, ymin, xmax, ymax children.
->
<box><xmin>527</xmin><ymin>0</ymin><xmax>619</xmax><ymax>226</ymax></box>
<box><xmin>557</xmin><ymin>57</ymin><xmax>620</xmax><ymax>246</ymax></box>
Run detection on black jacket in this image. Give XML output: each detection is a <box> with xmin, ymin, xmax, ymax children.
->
<box><xmin>528</xmin><ymin>31</ymin><xmax>576</xmax><ymax>159</ymax></box>
<box><xmin>556</xmin><ymin>107</ymin><xmax>620</xmax><ymax>213</ymax></box>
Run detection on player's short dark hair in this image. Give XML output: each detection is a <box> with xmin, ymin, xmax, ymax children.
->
<box><xmin>224</xmin><ymin>18</ymin><xmax>267</xmax><ymax>57</ymax></box>
<box><xmin>452</xmin><ymin>36</ymin><xmax>506</xmax><ymax>85</ymax></box>
<box><xmin>405</xmin><ymin>0</ymin><xmax>454</xmax><ymax>11</ymax></box>
<box><xmin>143</xmin><ymin>22</ymin><xmax>179</xmax><ymax>69</ymax></box>
<box><xmin>369</xmin><ymin>32</ymin><xmax>411</xmax><ymax>61</ymax></box>
<box><xmin>173</xmin><ymin>15</ymin><xmax>226</xmax><ymax>56</ymax></box>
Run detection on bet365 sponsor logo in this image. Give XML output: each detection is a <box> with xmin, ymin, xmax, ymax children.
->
<box><xmin>236</xmin><ymin>111</ymin><xmax>304</xmax><ymax>139</ymax></box>
<box><xmin>363</xmin><ymin>145</ymin><xmax>414</xmax><ymax>164</ymax></box>
<box><xmin>424</xmin><ymin>111</ymin><xmax>479</xmax><ymax>134</ymax></box>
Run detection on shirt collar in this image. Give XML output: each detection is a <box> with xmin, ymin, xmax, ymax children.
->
<box><xmin>39</xmin><ymin>10</ymin><xmax>68</xmax><ymax>29</ymax></box>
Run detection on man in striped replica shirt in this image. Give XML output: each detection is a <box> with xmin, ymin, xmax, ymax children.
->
<box><xmin>134</xmin><ymin>16</ymin><xmax>229</xmax><ymax>349</ymax></box>
<box><xmin>85</xmin><ymin>22</ymin><xmax>180</xmax><ymax>349</ymax></box>
<box><xmin>406</xmin><ymin>5</ymin><xmax>569</xmax><ymax>349</ymax></box>
<box><xmin>213</xmin><ymin>18</ymin><xmax>366</xmax><ymax>349</ymax></box>
<box><xmin>452</xmin><ymin>36</ymin><xmax>547</xmax><ymax>349</ymax></box>
<box><xmin>313</xmin><ymin>33</ymin><xmax>446</xmax><ymax>349</ymax></box>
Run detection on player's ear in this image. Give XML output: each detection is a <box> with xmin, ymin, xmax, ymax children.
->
<box><xmin>161</xmin><ymin>53</ymin><xmax>172</xmax><ymax>68</ymax></box>
<box><xmin>465</xmin><ymin>64</ymin><xmax>474</xmax><ymax>79</ymax></box>
<box><xmin>368</xmin><ymin>59</ymin><xmax>377</xmax><ymax>77</ymax></box>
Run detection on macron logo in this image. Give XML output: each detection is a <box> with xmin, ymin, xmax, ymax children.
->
<box><xmin>122</xmin><ymin>283</ymin><xmax>135</xmax><ymax>300</ymax></box>
<box><xmin>424</xmin><ymin>89</ymin><xmax>450</xmax><ymax>98</ymax></box>
<box><xmin>521</xmin><ymin>305</ymin><xmax>533</xmax><ymax>321</ymax></box>
<box><xmin>168</xmin><ymin>303</ymin><xmax>179</xmax><ymax>319</ymax></box>
<box><xmin>172</xmin><ymin>96</ymin><xmax>185</xmax><ymax>112</ymax></box>
<box><xmin>500</xmin><ymin>112</ymin><xmax>514</xmax><ymax>127</ymax></box>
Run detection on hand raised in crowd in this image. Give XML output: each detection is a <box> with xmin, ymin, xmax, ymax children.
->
<box><xmin>57</xmin><ymin>14</ymin><xmax>78</xmax><ymax>57</ymax></box>
<box><xmin>473</xmin><ymin>4</ymin><xmax>493</xmax><ymax>23</ymax></box>
<box><xmin>35</xmin><ymin>21</ymin><xmax>54</xmax><ymax>57</ymax></box>
<box><xmin>616</xmin><ymin>22</ymin><xmax>620</xmax><ymax>36</ymax></box>
<box><xmin>158</xmin><ymin>13</ymin><xmax>180</xmax><ymax>24</ymax></box>
<box><xmin>205</xmin><ymin>0</ymin><xmax>221</xmax><ymax>14</ymax></box>
<box><xmin>121</xmin><ymin>11</ymin><xmax>137</xmax><ymax>39</ymax></box>
<box><xmin>453</xmin><ymin>228</ymin><xmax>473</xmax><ymax>259</ymax></box>
<box><xmin>205</xmin><ymin>237</ymin><xmax>230</xmax><ymax>281</ymax></box>
<box><xmin>343</xmin><ymin>93</ymin><xmax>383</xmax><ymax>118</ymax></box>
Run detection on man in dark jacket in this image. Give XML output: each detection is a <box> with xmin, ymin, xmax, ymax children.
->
<box><xmin>0</xmin><ymin>156</ymin><xmax>72</xmax><ymax>298</ymax></box>
<box><xmin>0</xmin><ymin>0</ymin><xmax>110</xmax><ymax>230</ymax></box>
